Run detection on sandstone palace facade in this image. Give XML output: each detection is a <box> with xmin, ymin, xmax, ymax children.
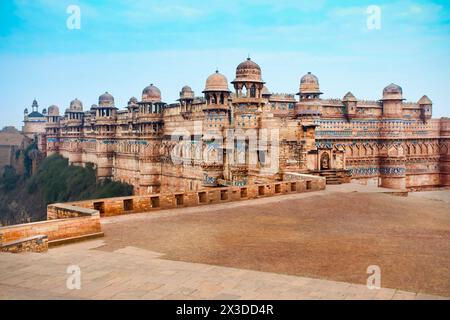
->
<box><xmin>23</xmin><ymin>58</ymin><xmax>450</xmax><ymax>194</ymax></box>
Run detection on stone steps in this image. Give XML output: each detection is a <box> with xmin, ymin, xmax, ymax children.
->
<box><xmin>319</xmin><ymin>170</ymin><xmax>343</xmax><ymax>185</ymax></box>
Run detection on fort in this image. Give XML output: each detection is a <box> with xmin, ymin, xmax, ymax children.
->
<box><xmin>3</xmin><ymin>56</ymin><xmax>447</xmax><ymax>251</ymax></box>
<box><xmin>20</xmin><ymin>58</ymin><xmax>450</xmax><ymax>193</ymax></box>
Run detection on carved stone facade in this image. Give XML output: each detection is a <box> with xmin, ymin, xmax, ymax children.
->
<box><xmin>29</xmin><ymin>58</ymin><xmax>450</xmax><ymax>193</ymax></box>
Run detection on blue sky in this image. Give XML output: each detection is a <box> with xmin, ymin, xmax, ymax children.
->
<box><xmin>0</xmin><ymin>0</ymin><xmax>449</xmax><ymax>128</ymax></box>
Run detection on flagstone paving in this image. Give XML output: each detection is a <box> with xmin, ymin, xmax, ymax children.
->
<box><xmin>0</xmin><ymin>239</ymin><xmax>447</xmax><ymax>300</ymax></box>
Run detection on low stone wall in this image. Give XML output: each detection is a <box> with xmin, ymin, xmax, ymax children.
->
<box><xmin>0</xmin><ymin>205</ymin><xmax>103</xmax><ymax>253</ymax></box>
<box><xmin>63</xmin><ymin>177</ymin><xmax>326</xmax><ymax>217</ymax></box>
<box><xmin>1</xmin><ymin>235</ymin><xmax>48</xmax><ymax>253</ymax></box>
<box><xmin>47</xmin><ymin>203</ymin><xmax>102</xmax><ymax>220</ymax></box>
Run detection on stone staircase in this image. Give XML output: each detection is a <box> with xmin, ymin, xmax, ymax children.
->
<box><xmin>318</xmin><ymin>170</ymin><xmax>344</xmax><ymax>185</ymax></box>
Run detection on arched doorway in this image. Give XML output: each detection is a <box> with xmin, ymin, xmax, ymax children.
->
<box><xmin>320</xmin><ymin>152</ymin><xmax>330</xmax><ymax>170</ymax></box>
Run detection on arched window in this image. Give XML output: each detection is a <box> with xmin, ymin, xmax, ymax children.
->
<box><xmin>242</xmin><ymin>85</ymin><xmax>247</xmax><ymax>97</ymax></box>
<box><xmin>220</xmin><ymin>93</ymin><xmax>224</xmax><ymax>104</ymax></box>
<box><xmin>250</xmin><ymin>84</ymin><xmax>256</xmax><ymax>98</ymax></box>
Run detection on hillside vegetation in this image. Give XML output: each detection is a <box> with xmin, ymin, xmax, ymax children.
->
<box><xmin>0</xmin><ymin>153</ymin><xmax>133</xmax><ymax>226</ymax></box>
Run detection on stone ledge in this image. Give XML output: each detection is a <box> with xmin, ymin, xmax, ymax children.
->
<box><xmin>1</xmin><ymin>234</ymin><xmax>48</xmax><ymax>253</ymax></box>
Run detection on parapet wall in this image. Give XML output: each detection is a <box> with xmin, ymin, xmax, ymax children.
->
<box><xmin>1</xmin><ymin>176</ymin><xmax>325</xmax><ymax>253</ymax></box>
<box><xmin>63</xmin><ymin>176</ymin><xmax>326</xmax><ymax>217</ymax></box>
<box><xmin>0</xmin><ymin>204</ymin><xmax>103</xmax><ymax>253</ymax></box>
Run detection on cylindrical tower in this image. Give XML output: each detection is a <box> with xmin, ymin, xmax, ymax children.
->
<box><xmin>45</xmin><ymin>105</ymin><xmax>61</xmax><ymax>156</ymax></box>
<box><xmin>379</xmin><ymin>83</ymin><xmax>406</xmax><ymax>189</ymax></box>
<box><xmin>201</xmin><ymin>70</ymin><xmax>231</xmax><ymax>186</ymax></box>
<box><xmin>136</xmin><ymin>84</ymin><xmax>165</xmax><ymax>194</ymax></box>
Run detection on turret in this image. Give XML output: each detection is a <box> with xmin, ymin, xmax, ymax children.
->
<box><xmin>179</xmin><ymin>85</ymin><xmax>195</xmax><ymax>116</ymax></box>
<box><xmin>231</xmin><ymin>57</ymin><xmax>265</xmax><ymax>99</ymax></box>
<box><xmin>97</xmin><ymin>92</ymin><xmax>117</xmax><ymax>118</ymax></box>
<box><xmin>297</xmin><ymin>72</ymin><xmax>322</xmax><ymax>101</ymax></box>
<box><xmin>343</xmin><ymin>92</ymin><xmax>357</xmax><ymax>121</ymax></box>
<box><xmin>418</xmin><ymin>95</ymin><xmax>432</xmax><ymax>123</ymax></box>
<box><xmin>201</xmin><ymin>70</ymin><xmax>231</xmax><ymax>187</ymax></box>
<box><xmin>139</xmin><ymin>84</ymin><xmax>164</xmax><ymax>115</ymax></box>
<box><xmin>381</xmin><ymin>83</ymin><xmax>404</xmax><ymax>119</ymax></box>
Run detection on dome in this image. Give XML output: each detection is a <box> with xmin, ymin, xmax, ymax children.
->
<box><xmin>343</xmin><ymin>92</ymin><xmax>356</xmax><ymax>102</ymax></box>
<box><xmin>90</xmin><ymin>104</ymin><xmax>98</xmax><ymax>110</ymax></box>
<box><xmin>98</xmin><ymin>92</ymin><xmax>115</xmax><ymax>107</ymax></box>
<box><xmin>203</xmin><ymin>70</ymin><xmax>230</xmax><ymax>92</ymax></box>
<box><xmin>382</xmin><ymin>83</ymin><xmax>403</xmax><ymax>100</ymax></box>
<box><xmin>69</xmin><ymin>98</ymin><xmax>83</xmax><ymax>111</ymax></box>
<box><xmin>233</xmin><ymin>58</ymin><xmax>264</xmax><ymax>83</ymax></box>
<box><xmin>418</xmin><ymin>95</ymin><xmax>432</xmax><ymax>105</ymax></box>
<box><xmin>299</xmin><ymin>72</ymin><xmax>321</xmax><ymax>94</ymax></box>
<box><xmin>47</xmin><ymin>105</ymin><xmax>60</xmax><ymax>116</ymax></box>
<box><xmin>261</xmin><ymin>86</ymin><xmax>271</xmax><ymax>96</ymax></box>
<box><xmin>127</xmin><ymin>97</ymin><xmax>139</xmax><ymax>108</ymax></box>
<box><xmin>24</xmin><ymin>108</ymin><xmax>28</xmax><ymax>114</ymax></box>
<box><xmin>301</xmin><ymin>72</ymin><xmax>319</xmax><ymax>85</ymax></box>
<box><xmin>142</xmin><ymin>84</ymin><xmax>161</xmax><ymax>103</ymax></box>
<box><xmin>28</xmin><ymin>111</ymin><xmax>44</xmax><ymax>118</ymax></box>
<box><xmin>180</xmin><ymin>85</ymin><xmax>195</xmax><ymax>99</ymax></box>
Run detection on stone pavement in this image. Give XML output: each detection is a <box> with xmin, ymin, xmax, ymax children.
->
<box><xmin>0</xmin><ymin>239</ymin><xmax>447</xmax><ymax>300</ymax></box>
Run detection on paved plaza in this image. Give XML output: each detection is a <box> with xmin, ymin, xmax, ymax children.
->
<box><xmin>1</xmin><ymin>184</ymin><xmax>449</xmax><ymax>300</ymax></box>
<box><xmin>0</xmin><ymin>240</ymin><xmax>447</xmax><ymax>300</ymax></box>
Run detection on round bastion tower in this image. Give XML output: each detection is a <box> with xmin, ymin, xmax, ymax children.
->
<box><xmin>295</xmin><ymin>72</ymin><xmax>323</xmax><ymax>169</ymax></box>
<box><xmin>45</xmin><ymin>105</ymin><xmax>61</xmax><ymax>156</ymax></box>
<box><xmin>230</xmin><ymin>58</ymin><xmax>268</xmax><ymax>185</ymax></box>
<box><xmin>201</xmin><ymin>70</ymin><xmax>231</xmax><ymax>187</ymax></box>
<box><xmin>63</xmin><ymin>98</ymin><xmax>84</xmax><ymax>166</ymax></box>
<box><xmin>379</xmin><ymin>84</ymin><xmax>406</xmax><ymax>189</ymax></box>
<box><xmin>94</xmin><ymin>92</ymin><xmax>117</xmax><ymax>180</ymax></box>
<box><xmin>136</xmin><ymin>84</ymin><xmax>165</xmax><ymax>194</ymax></box>
<box><xmin>178</xmin><ymin>85</ymin><xmax>195</xmax><ymax>117</ymax></box>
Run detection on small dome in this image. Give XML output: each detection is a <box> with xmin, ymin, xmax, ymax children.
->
<box><xmin>383</xmin><ymin>83</ymin><xmax>402</xmax><ymax>95</ymax></box>
<box><xmin>128</xmin><ymin>97</ymin><xmax>139</xmax><ymax>108</ymax></box>
<box><xmin>343</xmin><ymin>92</ymin><xmax>356</xmax><ymax>102</ymax></box>
<box><xmin>204</xmin><ymin>70</ymin><xmax>230</xmax><ymax>92</ymax></box>
<box><xmin>418</xmin><ymin>95</ymin><xmax>432</xmax><ymax>105</ymax></box>
<box><xmin>24</xmin><ymin>108</ymin><xmax>28</xmax><ymax>114</ymax></box>
<box><xmin>301</xmin><ymin>72</ymin><xmax>319</xmax><ymax>84</ymax></box>
<box><xmin>98</xmin><ymin>92</ymin><xmax>115</xmax><ymax>107</ymax></box>
<box><xmin>90</xmin><ymin>104</ymin><xmax>98</xmax><ymax>110</ymax></box>
<box><xmin>299</xmin><ymin>72</ymin><xmax>321</xmax><ymax>94</ymax></box>
<box><xmin>382</xmin><ymin>83</ymin><xmax>403</xmax><ymax>100</ymax></box>
<box><xmin>70</xmin><ymin>98</ymin><xmax>83</xmax><ymax>111</ymax></box>
<box><xmin>142</xmin><ymin>84</ymin><xmax>161</xmax><ymax>103</ymax></box>
<box><xmin>233</xmin><ymin>58</ymin><xmax>263</xmax><ymax>83</ymax></box>
<box><xmin>261</xmin><ymin>86</ymin><xmax>271</xmax><ymax>96</ymax></box>
<box><xmin>47</xmin><ymin>105</ymin><xmax>60</xmax><ymax>116</ymax></box>
<box><xmin>180</xmin><ymin>85</ymin><xmax>195</xmax><ymax>99</ymax></box>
